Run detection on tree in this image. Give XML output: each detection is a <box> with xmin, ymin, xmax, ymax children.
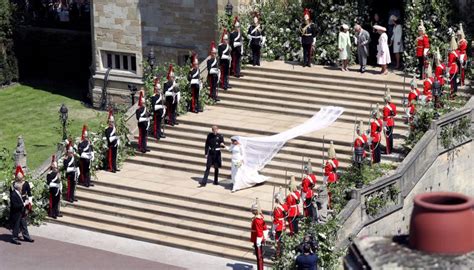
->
<box><xmin>0</xmin><ymin>0</ymin><xmax>18</xmax><ymax>85</ymax></box>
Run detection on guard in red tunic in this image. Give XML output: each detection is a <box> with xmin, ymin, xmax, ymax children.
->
<box><xmin>408</xmin><ymin>77</ymin><xmax>420</xmax><ymax>107</ymax></box>
<box><xmin>230</xmin><ymin>16</ymin><xmax>243</xmax><ymax>78</ymax></box>
<box><xmin>272</xmin><ymin>191</ymin><xmax>287</xmax><ymax>257</ymax></box>
<box><xmin>105</xmin><ymin>109</ymin><xmax>119</xmax><ymax>172</ymax></box>
<box><xmin>47</xmin><ymin>155</ymin><xmax>62</xmax><ymax>218</ymax></box>
<box><xmin>353</xmin><ymin>120</ymin><xmax>368</xmax><ymax>163</ymax></box>
<box><xmin>416</xmin><ymin>20</ymin><xmax>430</xmax><ymax>79</ymax></box>
<box><xmin>78</xmin><ymin>125</ymin><xmax>94</xmax><ymax>187</ymax></box>
<box><xmin>207</xmin><ymin>41</ymin><xmax>220</xmax><ymax>101</ymax></box>
<box><xmin>370</xmin><ymin>104</ymin><xmax>382</xmax><ymax>164</ymax></box>
<box><xmin>301</xmin><ymin>159</ymin><xmax>317</xmax><ymax>221</ymax></box>
<box><xmin>448</xmin><ymin>56</ymin><xmax>459</xmax><ymax>97</ymax></box>
<box><xmin>324</xmin><ymin>141</ymin><xmax>338</xmax><ymax>209</ymax></box>
<box><xmin>136</xmin><ymin>90</ymin><xmax>150</xmax><ymax>153</ymax></box>
<box><xmin>383</xmin><ymin>89</ymin><xmax>397</xmax><ymax>155</ymax></box>
<box><xmin>434</xmin><ymin>48</ymin><xmax>446</xmax><ymax>86</ymax></box>
<box><xmin>64</xmin><ymin>141</ymin><xmax>78</xmax><ymax>202</ymax></box>
<box><xmin>423</xmin><ymin>63</ymin><xmax>434</xmax><ymax>102</ymax></box>
<box><xmin>250</xmin><ymin>198</ymin><xmax>268</xmax><ymax>270</ymax></box>
<box><xmin>187</xmin><ymin>52</ymin><xmax>202</xmax><ymax>113</ymax></box>
<box><xmin>218</xmin><ymin>29</ymin><xmax>231</xmax><ymax>90</ymax></box>
<box><xmin>286</xmin><ymin>176</ymin><xmax>301</xmax><ymax>236</ymax></box>
<box><xmin>457</xmin><ymin>24</ymin><xmax>468</xmax><ymax>86</ymax></box>
<box><xmin>150</xmin><ymin>77</ymin><xmax>166</xmax><ymax>139</ymax></box>
<box><xmin>448</xmin><ymin>35</ymin><xmax>459</xmax><ymax>67</ymax></box>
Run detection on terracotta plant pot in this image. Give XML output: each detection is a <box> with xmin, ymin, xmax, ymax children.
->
<box><xmin>409</xmin><ymin>192</ymin><xmax>474</xmax><ymax>255</ymax></box>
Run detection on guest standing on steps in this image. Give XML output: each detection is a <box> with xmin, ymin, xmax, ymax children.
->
<box><xmin>10</xmin><ymin>181</ymin><xmax>34</xmax><ymax>245</ymax></box>
<box><xmin>354</xmin><ymin>24</ymin><xmax>370</xmax><ymax>73</ymax></box>
<box><xmin>200</xmin><ymin>125</ymin><xmax>224</xmax><ymax>187</ymax></box>
<box><xmin>374</xmin><ymin>25</ymin><xmax>390</xmax><ymax>75</ymax></box>
<box><xmin>248</xmin><ymin>12</ymin><xmax>265</xmax><ymax>66</ymax></box>
<box><xmin>338</xmin><ymin>24</ymin><xmax>351</xmax><ymax>71</ymax></box>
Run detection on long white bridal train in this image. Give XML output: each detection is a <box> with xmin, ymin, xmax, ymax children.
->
<box><xmin>230</xmin><ymin>106</ymin><xmax>344</xmax><ymax>192</ymax></box>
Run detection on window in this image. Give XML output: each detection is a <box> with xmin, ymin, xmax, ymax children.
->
<box><xmin>102</xmin><ymin>51</ymin><xmax>137</xmax><ymax>72</ymax></box>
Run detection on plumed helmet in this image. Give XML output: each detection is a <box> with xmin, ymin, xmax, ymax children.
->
<box><xmin>449</xmin><ymin>35</ymin><xmax>458</xmax><ymax>51</ymax></box>
<box><xmin>384</xmin><ymin>88</ymin><xmax>392</xmax><ymax>103</ymax></box>
<box><xmin>66</xmin><ymin>140</ymin><xmax>74</xmax><ymax>153</ymax></box>
<box><xmin>457</xmin><ymin>23</ymin><xmax>465</xmax><ymax>39</ymax></box>
<box><xmin>372</xmin><ymin>103</ymin><xmax>381</xmax><ymax>118</ymax></box>
<box><xmin>15</xmin><ymin>165</ymin><xmax>25</xmax><ymax>179</ymax></box>
<box><xmin>274</xmin><ymin>187</ymin><xmax>284</xmax><ymax>204</ymax></box>
<box><xmin>108</xmin><ymin>108</ymin><xmax>114</xmax><ymax>123</ymax></box>
<box><xmin>209</xmin><ymin>41</ymin><xmax>217</xmax><ymax>55</ymax></box>
<box><xmin>434</xmin><ymin>47</ymin><xmax>442</xmax><ymax>66</ymax></box>
<box><xmin>166</xmin><ymin>64</ymin><xmax>175</xmax><ymax>80</ymax></box>
<box><xmin>289</xmin><ymin>175</ymin><xmax>298</xmax><ymax>192</ymax></box>
<box><xmin>418</xmin><ymin>20</ymin><xmax>425</xmax><ymax>32</ymax></box>
<box><xmin>153</xmin><ymin>76</ymin><xmax>161</xmax><ymax>93</ymax></box>
<box><xmin>233</xmin><ymin>16</ymin><xmax>240</xmax><ymax>28</ymax></box>
<box><xmin>410</xmin><ymin>75</ymin><xmax>417</xmax><ymax>89</ymax></box>
<box><xmin>50</xmin><ymin>154</ymin><xmax>58</xmax><ymax>169</ymax></box>
<box><xmin>81</xmin><ymin>124</ymin><xmax>88</xmax><ymax>140</ymax></box>
<box><xmin>425</xmin><ymin>60</ymin><xmax>433</xmax><ymax>77</ymax></box>
<box><xmin>328</xmin><ymin>141</ymin><xmax>336</xmax><ymax>159</ymax></box>
<box><xmin>251</xmin><ymin>197</ymin><xmax>262</xmax><ymax>214</ymax></box>
<box><xmin>303</xmin><ymin>8</ymin><xmax>310</xmax><ymax>20</ymax></box>
<box><xmin>220</xmin><ymin>28</ymin><xmax>229</xmax><ymax>43</ymax></box>
<box><xmin>138</xmin><ymin>90</ymin><xmax>144</xmax><ymax>107</ymax></box>
<box><xmin>356</xmin><ymin>120</ymin><xmax>363</xmax><ymax>135</ymax></box>
<box><xmin>304</xmin><ymin>158</ymin><xmax>313</xmax><ymax>174</ymax></box>
<box><xmin>191</xmin><ymin>51</ymin><xmax>199</xmax><ymax>66</ymax></box>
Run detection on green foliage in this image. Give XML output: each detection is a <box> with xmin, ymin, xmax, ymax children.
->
<box><xmin>439</xmin><ymin>115</ymin><xmax>472</xmax><ymax>149</ymax></box>
<box><xmin>0</xmin><ymin>0</ymin><xmax>18</xmax><ymax>84</ymax></box>
<box><xmin>403</xmin><ymin>0</ymin><xmax>453</xmax><ymax>73</ymax></box>
<box><xmin>364</xmin><ymin>184</ymin><xmax>400</xmax><ymax>218</ymax></box>
<box><xmin>218</xmin><ymin>0</ymin><xmax>363</xmax><ymax>65</ymax></box>
<box><xmin>0</xmin><ymin>148</ymin><xmax>48</xmax><ymax>227</ymax></box>
<box><xmin>273</xmin><ymin>218</ymin><xmax>343</xmax><ymax>270</ymax></box>
<box><xmin>143</xmin><ymin>61</ymin><xmax>214</xmax><ymax>115</ymax></box>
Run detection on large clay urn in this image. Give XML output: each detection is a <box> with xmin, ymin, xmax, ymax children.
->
<box><xmin>409</xmin><ymin>192</ymin><xmax>474</xmax><ymax>255</ymax></box>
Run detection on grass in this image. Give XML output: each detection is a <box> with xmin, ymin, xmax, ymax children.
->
<box><xmin>0</xmin><ymin>83</ymin><xmax>106</xmax><ymax>170</ymax></box>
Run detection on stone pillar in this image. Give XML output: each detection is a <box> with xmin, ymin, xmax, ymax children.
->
<box><xmin>14</xmin><ymin>135</ymin><xmax>28</xmax><ymax>172</ymax></box>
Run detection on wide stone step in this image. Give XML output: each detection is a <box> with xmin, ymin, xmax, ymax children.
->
<box><xmin>244</xmin><ymin>65</ymin><xmax>410</xmax><ymax>87</ymax></box>
<box><xmin>76</xmin><ymin>184</ymin><xmax>271</xmax><ymax>220</ymax></box>
<box><xmin>64</xmin><ymin>198</ymin><xmax>253</xmax><ymax>242</ymax></box>
<box><xmin>226</xmin><ymin>81</ymin><xmax>407</xmax><ymax>114</ymax></box>
<box><xmin>50</xmin><ymin>214</ymin><xmax>272</xmax><ymax>265</ymax></box>
<box><xmin>74</xmin><ymin>189</ymin><xmax>255</xmax><ymax>231</ymax></box>
<box><xmin>218</xmin><ymin>90</ymin><xmax>407</xmax><ymax>125</ymax></box>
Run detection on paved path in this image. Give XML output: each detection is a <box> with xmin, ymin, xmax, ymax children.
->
<box><xmin>0</xmin><ymin>224</ymin><xmax>265</xmax><ymax>270</ymax></box>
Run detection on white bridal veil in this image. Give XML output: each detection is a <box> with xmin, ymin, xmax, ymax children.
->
<box><xmin>231</xmin><ymin>106</ymin><xmax>344</xmax><ymax>192</ymax></box>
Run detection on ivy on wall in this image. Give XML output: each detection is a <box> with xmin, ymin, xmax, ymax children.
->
<box><xmin>0</xmin><ymin>0</ymin><xmax>18</xmax><ymax>85</ymax></box>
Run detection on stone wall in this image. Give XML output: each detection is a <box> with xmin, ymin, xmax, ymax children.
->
<box><xmin>357</xmin><ymin>142</ymin><xmax>473</xmax><ymax>237</ymax></box>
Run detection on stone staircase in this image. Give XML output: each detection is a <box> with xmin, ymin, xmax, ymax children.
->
<box><xmin>52</xmin><ymin>62</ymin><xmax>411</xmax><ymax>266</ymax></box>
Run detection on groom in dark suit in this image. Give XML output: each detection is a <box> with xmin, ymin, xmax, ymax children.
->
<box><xmin>200</xmin><ymin>126</ymin><xmax>224</xmax><ymax>186</ymax></box>
<box><xmin>10</xmin><ymin>182</ymin><xmax>34</xmax><ymax>245</ymax></box>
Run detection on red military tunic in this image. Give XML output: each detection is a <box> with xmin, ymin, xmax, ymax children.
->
<box><xmin>324</xmin><ymin>158</ymin><xmax>339</xmax><ymax>183</ymax></box>
<box><xmin>301</xmin><ymin>174</ymin><xmax>316</xmax><ymax>199</ymax></box>
<box><xmin>408</xmin><ymin>88</ymin><xmax>420</xmax><ymax>107</ymax></box>
<box><xmin>423</xmin><ymin>77</ymin><xmax>434</xmax><ymax>101</ymax></box>
<box><xmin>354</xmin><ymin>134</ymin><xmax>368</xmax><ymax>158</ymax></box>
<box><xmin>458</xmin><ymin>39</ymin><xmax>468</xmax><ymax>52</ymax></box>
<box><xmin>383</xmin><ymin>103</ymin><xmax>397</xmax><ymax>127</ymax></box>
<box><xmin>370</xmin><ymin>118</ymin><xmax>382</xmax><ymax>143</ymax></box>
<box><xmin>448</xmin><ymin>50</ymin><xmax>459</xmax><ymax>66</ymax></box>
<box><xmin>416</xmin><ymin>34</ymin><xmax>430</xmax><ymax>57</ymax></box>
<box><xmin>273</xmin><ymin>204</ymin><xmax>288</xmax><ymax>232</ymax></box>
<box><xmin>286</xmin><ymin>191</ymin><xmax>301</xmax><ymax>218</ymax></box>
<box><xmin>435</xmin><ymin>64</ymin><xmax>446</xmax><ymax>85</ymax></box>
<box><xmin>457</xmin><ymin>42</ymin><xmax>468</xmax><ymax>85</ymax></box>
<box><xmin>250</xmin><ymin>214</ymin><xmax>267</xmax><ymax>243</ymax></box>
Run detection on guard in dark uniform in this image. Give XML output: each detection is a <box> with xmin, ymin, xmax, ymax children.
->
<box><xmin>230</xmin><ymin>16</ymin><xmax>243</xmax><ymax>77</ymax></box>
<box><xmin>105</xmin><ymin>109</ymin><xmax>119</xmax><ymax>172</ymax></box>
<box><xmin>200</xmin><ymin>125</ymin><xmax>224</xmax><ymax>187</ymax></box>
<box><xmin>151</xmin><ymin>77</ymin><xmax>166</xmax><ymax>138</ymax></box>
<box><xmin>164</xmin><ymin>65</ymin><xmax>180</xmax><ymax>126</ymax></box>
<box><xmin>207</xmin><ymin>41</ymin><xmax>220</xmax><ymax>101</ymax></box>
<box><xmin>136</xmin><ymin>90</ymin><xmax>150</xmax><ymax>153</ymax></box>
<box><xmin>64</xmin><ymin>142</ymin><xmax>78</xmax><ymax>202</ymax></box>
<box><xmin>188</xmin><ymin>53</ymin><xmax>202</xmax><ymax>113</ymax></box>
<box><xmin>218</xmin><ymin>29</ymin><xmax>231</xmax><ymax>90</ymax></box>
<box><xmin>247</xmin><ymin>13</ymin><xmax>265</xmax><ymax>66</ymax></box>
<box><xmin>47</xmin><ymin>155</ymin><xmax>62</xmax><ymax>218</ymax></box>
<box><xmin>78</xmin><ymin>125</ymin><xmax>94</xmax><ymax>187</ymax></box>
<box><xmin>300</xmin><ymin>9</ymin><xmax>317</xmax><ymax>67</ymax></box>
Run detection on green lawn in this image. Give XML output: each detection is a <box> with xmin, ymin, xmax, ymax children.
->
<box><xmin>0</xmin><ymin>83</ymin><xmax>106</xmax><ymax>169</ymax></box>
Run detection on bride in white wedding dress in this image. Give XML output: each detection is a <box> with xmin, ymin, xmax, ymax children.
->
<box><xmin>221</xmin><ymin>106</ymin><xmax>344</xmax><ymax>193</ymax></box>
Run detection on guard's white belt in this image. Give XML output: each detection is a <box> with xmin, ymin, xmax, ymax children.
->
<box><xmin>209</xmin><ymin>147</ymin><xmax>221</xmax><ymax>151</ymax></box>
<box><xmin>154</xmin><ymin>105</ymin><xmax>164</xmax><ymax>110</ymax></box>
<box><xmin>290</xmin><ymin>205</ymin><xmax>298</xmax><ymax>208</ymax></box>
<box><xmin>165</xmin><ymin>92</ymin><xmax>174</xmax><ymax>96</ymax></box>
<box><xmin>191</xmin><ymin>79</ymin><xmax>200</xmax><ymax>85</ymax></box>
<box><xmin>66</xmin><ymin>167</ymin><xmax>75</xmax><ymax>173</ymax></box>
<box><xmin>251</xmin><ymin>36</ymin><xmax>262</xmax><ymax>39</ymax></box>
<box><xmin>81</xmin><ymin>152</ymin><xmax>92</xmax><ymax>159</ymax></box>
<box><xmin>49</xmin><ymin>183</ymin><xmax>59</xmax><ymax>188</ymax></box>
<box><xmin>234</xmin><ymin>42</ymin><xmax>242</xmax><ymax>47</ymax></box>
<box><xmin>210</xmin><ymin>68</ymin><xmax>219</xmax><ymax>74</ymax></box>
<box><xmin>221</xmin><ymin>55</ymin><xmax>230</xmax><ymax>60</ymax></box>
